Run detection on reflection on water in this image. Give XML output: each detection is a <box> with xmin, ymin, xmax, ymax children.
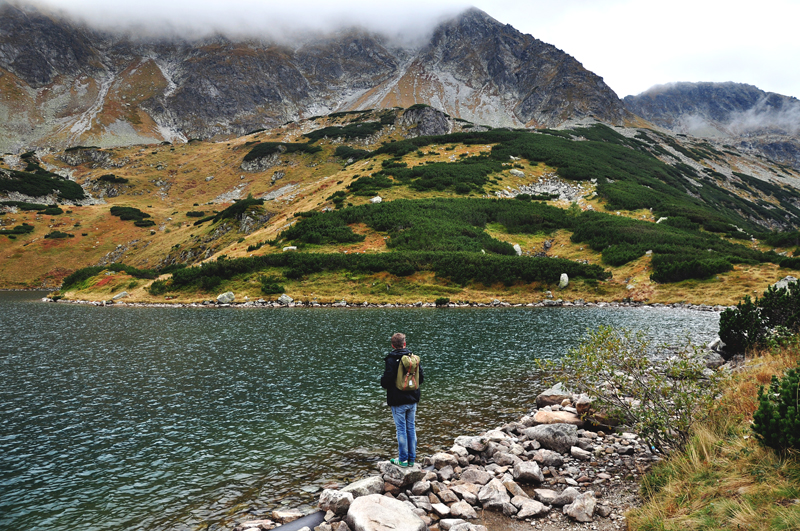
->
<box><xmin>0</xmin><ymin>292</ymin><xmax>719</xmax><ymax>530</ymax></box>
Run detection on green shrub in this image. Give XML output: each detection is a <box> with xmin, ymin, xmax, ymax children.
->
<box><xmin>0</xmin><ymin>223</ymin><xmax>34</xmax><ymax>236</ymax></box>
<box><xmin>148</xmin><ymin>279</ymin><xmax>169</xmax><ymax>295</ymax></box>
<box><xmin>42</xmin><ymin>207</ymin><xmax>63</xmax><ymax>215</ymax></box>
<box><xmin>537</xmin><ymin>326</ymin><xmax>725</xmax><ymax>453</ymax></box>
<box><xmin>243</xmin><ymin>141</ymin><xmax>321</xmax><ymax>161</ymax></box>
<box><xmin>44</xmin><ymin>231</ymin><xmax>74</xmax><ymax>239</ymax></box>
<box><xmin>134</xmin><ymin>219</ymin><xmax>156</xmax><ymax>227</ymax></box>
<box><xmin>260</xmin><ymin>275</ymin><xmax>285</xmax><ymax>295</ymax></box>
<box><xmin>304</xmin><ymin>122</ymin><xmax>384</xmax><ymax>142</ymax></box>
<box><xmin>200</xmin><ymin>275</ymin><xmax>222</xmax><ymax>291</ymax></box>
<box><xmin>752</xmin><ymin>361</ymin><xmax>800</xmax><ymax>451</ymax></box>
<box><xmin>334</xmin><ymin>145</ymin><xmax>371</xmax><ymax>161</ymax></box>
<box><xmin>98</xmin><ymin>174</ymin><xmax>129</xmax><ymax>184</ymax></box>
<box><xmin>61</xmin><ymin>264</ymin><xmax>158</xmax><ymax>290</ymax></box>
<box><xmin>186</xmin><ymin>211</ymin><xmax>206</xmax><ymax>217</ymax></box>
<box><xmin>0</xmin><ymin>201</ymin><xmax>48</xmax><ymax>211</ymax></box>
<box><xmin>434</xmin><ymin>297</ymin><xmax>450</xmax><ymax>307</ymax></box>
<box><xmin>110</xmin><ymin>206</ymin><xmax>151</xmax><ymax>221</ymax></box>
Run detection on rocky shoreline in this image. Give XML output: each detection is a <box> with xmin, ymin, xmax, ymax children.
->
<box><xmin>42</xmin><ymin>296</ymin><xmax>731</xmax><ymax>313</ymax></box>
<box><xmin>231</xmin><ymin>384</ymin><xmax>674</xmax><ymax>531</ymax></box>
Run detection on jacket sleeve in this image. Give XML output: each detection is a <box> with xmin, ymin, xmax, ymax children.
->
<box><xmin>380</xmin><ymin>357</ymin><xmax>396</xmax><ymax>389</ymax></box>
<box><xmin>419</xmin><ymin>363</ymin><xmax>424</xmax><ymax>386</ymax></box>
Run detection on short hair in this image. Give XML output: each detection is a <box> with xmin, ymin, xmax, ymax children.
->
<box><xmin>391</xmin><ymin>333</ymin><xmax>406</xmax><ymax>348</ymax></box>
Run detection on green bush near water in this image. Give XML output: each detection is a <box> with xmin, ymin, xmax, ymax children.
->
<box><xmin>752</xmin><ymin>360</ymin><xmax>800</xmax><ymax>452</ymax></box>
<box><xmin>61</xmin><ymin>264</ymin><xmax>158</xmax><ymax>291</ymax></box>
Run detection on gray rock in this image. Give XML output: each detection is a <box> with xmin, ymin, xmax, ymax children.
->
<box><xmin>369</xmin><ymin>196</ymin><xmax>382</xmax><ymax>204</ymax></box>
<box><xmin>277</xmin><ymin>293</ymin><xmax>293</xmax><ymax>305</ymax></box>
<box><xmin>345</xmin><ymin>494</ymin><xmax>426</xmax><ymax>531</ymax></box>
<box><xmin>535</xmin><ymin>383</ymin><xmax>572</xmax><ymax>408</ymax></box>
<box><xmin>409</xmin><ymin>495</ymin><xmax>433</xmax><ymax>511</ymax></box>
<box><xmin>510</xmin><ymin>169</ymin><xmax>525</xmax><ymax>178</ymax></box>
<box><xmin>563</xmin><ymin>492</ymin><xmax>596</xmax><ymax>522</ymax></box>
<box><xmin>111</xmin><ymin>291</ymin><xmax>129</xmax><ymax>300</ymax></box>
<box><xmin>440</xmin><ymin>518</ymin><xmax>468</xmax><ymax>530</ymax></box>
<box><xmin>523</xmin><ymin>423</ymin><xmax>578</xmax><ymax>453</ymax></box>
<box><xmin>431</xmin><ymin>503</ymin><xmax>451</xmax><ymax>517</ymax></box>
<box><xmin>438</xmin><ymin>489</ymin><xmax>459</xmax><ymax>504</ymax></box>
<box><xmin>455</xmin><ymin>435</ymin><xmax>487</xmax><ymax>453</ymax></box>
<box><xmin>704</xmin><ymin>350</ymin><xmax>725</xmax><ymax>369</ymax></box>
<box><xmin>512</xmin><ymin>461</ymin><xmax>544</xmax><ymax>484</ymax></box>
<box><xmin>532</xmin><ymin>449</ymin><xmax>564</xmax><ymax>468</ymax></box>
<box><xmin>502</xmin><ymin>502</ymin><xmax>518</xmax><ymax>516</ymax></box>
<box><xmin>377</xmin><ymin>461</ymin><xmax>426</xmax><ymax>488</ymax></box>
<box><xmin>460</xmin><ymin>467</ymin><xmax>493</xmax><ymax>485</ymax></box>
<box><xmin>431</xmin><ymin>452</ymin><xmax>459</xmax><ymax>469</ymax></box>
<box><xmin>438</xmin><ymin>465</ymin><xmax>455</xmax><ymax>481</ymax></box>
<box><xmin>319</xmin><ymin>489</ymin><xmax>354</xmax><ymax>515</ymax></box>
<box><xmin>772</xmin><ymin>276</ymin><xmax>798</xmax><ymax>291</ymax></box>
<box><xmin>553</xmin><ymin>487</ymin><xmax>580</xmax><ymax>506</ymax></box>
<box><xmin>502</xmin><ymin>479</ymin><xmax>528</xmax><ymax>499</ymax></box>
<box><xmin>341</xmin><ymin>476</ymin><xmax>384</xmax><ymax>498</ymax></box>
<box><xmin>450</xmin><ymin>484</ymin><xmax>480</xmax><ymax>505</ymax></box>
<box><xmin>570</xmin><ymin>446</ymin><xmax>592</xmax><ymax>460</ymax></box>
<box><xmin>515</xmin><ymin>498</ymin><xmax>548</xmax><ymax>519</ymax></box>
<box><xmin>558</xmin><ymin>273</ymin><xmax>569</xmax><ymax>289</ymax></box>
<box><xmin>450</xmin><ymin>524</ymin><xmax>488</xmax><ymax>531</ymax></box>
<box><xmin>411</xmin><ymin>480</ymin><xmax>430</xmax><ymax>496</ymax></box>
<box><xmin>493</xmin><ymin>452</ymin><xmax>522</xmax><ymax>467</ymax></box>
<box><xmin>477</xmin><ymin>478</ymin><xmax>510</xmax><ymax>510</ymax></box>
<box><xmin>513</xmin><ymin>243</ymin><xmax>522</xmax><ymax>256</ymax></box>
<box><xmin>533</xmin><ymin>488</ymin><xmax>559</xmax><ymax>505</ymax></box>
<box><xmin>216</xmin><ymin>291</ymin><xmax>235</xmax><ymax>304</ymax></box>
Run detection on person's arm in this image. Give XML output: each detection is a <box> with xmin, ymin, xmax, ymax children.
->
<box><xmin>419</xmin><ymin>362</ymin><xmax>424</xmax><ymax>386</ymax></box>
<box><xmin>380</xmin><ymin>357</ymin><xmax>395</xmax><ymax>389</ymax></box>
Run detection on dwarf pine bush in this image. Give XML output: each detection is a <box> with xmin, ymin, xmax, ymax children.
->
<box><xmin>752</xmin><ymin>361</ymin><xmax>800</xmax><ymax>452</ymax></box>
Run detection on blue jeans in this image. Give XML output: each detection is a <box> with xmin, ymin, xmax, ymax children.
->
<box><xmin>390</xmin><ymin>403</ymin><xmax>417</xmax><ymax>463</ymax></box>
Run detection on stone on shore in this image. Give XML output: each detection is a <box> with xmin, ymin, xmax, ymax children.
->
<box><xmin>478</xmin><ymin>478</ymin><xmax>511</xmax><ymax>510</ymax></box>
<box><xmin>319</xmin><ymin>489</ymin><xmax>354</xmax><ymax>515</ymax></box>
<box><xmin>524</xmin><ymin>423</ymin><xmax>578</xmax><ymax>454</ymax></box>
<box><xmin>563</xmin><ymin>492</ymin><xmax>596</xmax><ymax>522</ymax></box>
<box><xmin>460</xmin><ymin>467</ymin><xmax>493</xmax><ymax>485</ymax></box>
<box><xmin>430</xmin><ymin>452</ymin><xmax>458</xmax><ymax>469</ymax></box>
<box><xmin>514</xmin><ymin>497</ymin><xmax>548</xmax><ymax>519</ymax></box>
<box><xmin>440</xmin><ymin>519</ymin><xmax>467</xmax><ymax>530</ymax></box>
<box><xmin>271</xmin><ymin>508</ymin><xmax>303</xmax><ymax>523</ymax></box>
<box><xmin>377</xmin><ymin>461</ymin><xmax>426</xmax><ymax>488</ymax></box>
<box><xmin>233</xmin><ymin>519</ymin><xmax>277</xmax><ymax>531</ymax></box>
<box><xmin>454</xmin><ymin>435</ymin><xmax>487</xmax><ymax>453</ymax></box>
<box><xmin>512</xmin><ymin>461</ymin><xmax>544</xmax><ymax>484</ymax></box>
<box><xmin>532</xmin><ymin>410</ymin><xmax>583</xmax><ymax>426</ymax></box>
<box><xmin>216</xmin><ymin>291</ymin><xmax>235</xmax><ymax>304</ymax></box>
<box><xmin>535</xmin><ymin>383</ymin><xmax>572</xmax><ymax>408</ymax></box>
<box><xmin>341</xmin><ymin>476</ymin><xmax>384</xmax><ymax>498</ymax></box>
<box><xmin>532</xmin><ymin>449</ymin><xmax>564</xmax><ymax>467</ymax></box>
<box><xmin>450</xmin><ymin>500</ymin><xmax>479</xmax><ymax>519</ymax></box>
<box><xmin>277</xmin><ymin>294</ymin><xmax>293</xmax><ymax>305</ymax></box>
<box><xmin>345</xmin><ymin>494</ymin><xmax>426</xmax><ymax>531</ymax></box>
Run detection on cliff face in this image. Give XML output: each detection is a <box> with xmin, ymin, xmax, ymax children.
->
<box><xmin>0</xmin><ymin>4</ymin><xmax>628</xmax><ymax>152</ymax></box>
<box><xmin>624</xmin><ymin>82</ymin><xmax>800</xmax><ymax>169</ymax></box>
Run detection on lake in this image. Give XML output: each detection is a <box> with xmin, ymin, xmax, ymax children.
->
<box><xmin>0</xmin><ymin>292</ymin><xmax>719</xmax><ymax>530</ymax></box>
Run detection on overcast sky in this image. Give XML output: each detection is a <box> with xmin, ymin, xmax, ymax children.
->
<box><xmin>23</xmin><ymin>0</ymin><xmax>800</xmax><ymax>99</ymax></box>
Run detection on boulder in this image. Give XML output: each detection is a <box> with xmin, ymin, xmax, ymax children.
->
<box><xmin>409</xmin><ymin>495</ymin><xmax>433</xmax><ymax>511</ymax></box>
<box><xmin>216</xmin><ymin>291</ymin><xmax>235</xmax><ymax>304</ymax></box>
<box><xmin>533</xmin><ymin>488</ymin><xmax>559</xmax><ymax>505</ymax></box>
<box><xmin>449</xmin><ymin>524</ymin><xmax>488</xmax><ymax>531</ymax></box>
<box><xmin>703</xmin><ymin>350</ymin><xmax>725</xmax><ymax>369</ymax></box>
<box><xmin>271</xmin><ymin>509</ymin><xmax>303</xmax><ymax>523</ymax></box>
<box><xmin>341</xmin><ymin>476</ymin><xmax>385</xmax><ymax>498</ymax></box>
<box><xmin>570</xmin><ymin>446</ymin><xmax>592</xmax><ymax>460</ymax></box>
<box><xmin>378</xmin><ymin>461</ymin><xmax>426</xmax><ymax>488</ymax></box>
<box><xmin>345</xmin><ymin>494</ymin><xmax>426</xmax><ymax>531</ymax></box>
<box><xmin>558</xmin><ymin>273</ymin><xmax>569</xmax><ymax>289</ymax></box>
<box><xmin>502</xmin><ymin>479</ymin><xmax>528</xmax><ymax>498</ymax></box>
<box><xmin>532</xmin><ymin>410</ymin><xmax>583</xmax><ymax>426</ymax></box>
<box><xmin>477</xmin><ymin>478</ymin><xmax>511</xmax><ymax>510</ymax></box>
<box><xmin>512</xmin><ymin>461</ymin><xmax>544</xmax><ymax>484</ymax></box>
<box><xmin>319</xmin><ymin>489</ymin><xmax>354</xmax><ymax>515</ymax></box>
<box><xmin>440</xmin><ymin>518</ymin><xmax>468</xmax><ymax>530</ymax></box>
<box><xmin>575</xmin><ymin>394</ymin><xmax>592</xmax><ymax>415</ymax></box>
<box><xmin>513</xmin><ymin>243</ymin><xmax>522</xmax><ymax>256</ymax></box>
<box><xmin>563</xmin><ymin>492</ymin><xmax>596</xmax><ymax>523</ymax></box>
<box><xmin>438</xmin><ymin>489</ymin><xmax>459</xmax><ymax>504</ymax></box>
<box><xmin>510</xmin><ymin>169</ymin><xmax>525</xmax><ymax>178</ymax></box>
<box><xmin>515</xmin><ymin>498</ymin><xmax>548</xmax><ymax>519</ymax></box>
<box><xmin>411</xmin><ymin>480</ymin><xmax>430</xmax><ymax>496</ymax></box>
<box><xmin>772</xmin><ymin>276</ymin><xmax>798</xmax><ymax>291</ymax></box>
<box><xmin>553</xmin><ymin>487</ymin><xmax>580</xmax><ymax>506</ymax></box>
<box><xmin>431</xmin><ymin>503</ymin><xmax>451</xmax><ymax>518</ymax></box>
<box><xmin>455</xmin><ymin>435</ymin><xmax>487</xmax><ymax>453</ymax></box>
<box><xmin>523</xmin><ymin>423</ymin><xmax>578</xmax><ymax>454</ymax></box>
<box><xmin>431</xmin><ymin>452</ymin><xmax>459</xmax><ymax>469</ymax></box>
<box><xmin>450</xmin><ymin>484</ymin><xmax>480</xmax><ymax>505</ymax></box>
<box><xmin>112</xmin><ymin>291</ymin><xmax>129</xmax><ymax>300</ymax></box>
<box><xmin>493</xmin><ymin>452</ymin><xmax>522</xmax><ymax>467</ymax></box>
<box><xmin>370</xmin><ymin>196</ymin><xmax>382</xmax><ymax>204</ymax></box>
<box><xmin>234</xmin><ymin>519</ymin><xmax>277</xmax><ymax>531</ymax></box>
<box><xmin>535</xmin><ymin>383</ymin><xmax>572</xmax><ymax>408</ymax></box>
<box><xmin>460</xmin><ymin>467</ymin><xmax>493</xmax><ymax>485</ymax></box>
<box><xmin>277</xmin><ymin>293</ymin><xmax>293</xmax><ymax>305</ymax></box>
<box><xmin>532</xmin><ymin>449</ymin><xmax>564</xmax><ymax>468</ymax></box>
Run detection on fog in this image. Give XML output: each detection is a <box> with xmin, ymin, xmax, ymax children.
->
<box><xmin>10</xmin><ymin>0</ymin><xmax>468</xmax><ymax>45</ymax></box>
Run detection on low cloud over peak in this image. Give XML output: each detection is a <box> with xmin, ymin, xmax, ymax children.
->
<box><xmin>12</xmin><ymin>0</ymin><xmax>469</xmax><ymax>45</ymax></box>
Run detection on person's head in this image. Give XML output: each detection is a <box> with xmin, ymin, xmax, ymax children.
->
<box><xmin>391</xmin><ymin>332</ymin><xmax>406</xmax><ymax>349</ymax></box>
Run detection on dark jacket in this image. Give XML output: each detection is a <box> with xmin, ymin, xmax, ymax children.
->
<box><xmin>381</xmin><ymin>347</ymin><xmax>424</xmax><ymax>407</ymax></box>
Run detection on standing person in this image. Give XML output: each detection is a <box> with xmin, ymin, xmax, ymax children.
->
<box><xmin>381</xmin><ymin>332</ymin><xmax>423</xmax><ymax>467</ymax></box>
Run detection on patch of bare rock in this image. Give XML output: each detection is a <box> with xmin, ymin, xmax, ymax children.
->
<box><xmin>232</xmin><ymin>384</ymin><xmax>658</xmax><ymax>531</ymax></box>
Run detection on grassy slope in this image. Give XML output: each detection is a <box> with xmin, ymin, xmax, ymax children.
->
<box><xmin>2</xmin><ymin>111</ymin><xmax>800</xmax><ymax>303</ymax></box>
<box><xmin>628</xmin><ymin>341</ymin><xmax>800</xmax><ymax>530</ymax></box>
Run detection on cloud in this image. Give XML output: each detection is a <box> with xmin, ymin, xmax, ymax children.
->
<box><xmin>17</xmin><ymin>0</ymin><xmax>469</xmax><ymax>45</ymax></box>
<box><xmin>728</xmin><ymin>97</ymin><xmax>800</xmax><ymax>136</ymax></box>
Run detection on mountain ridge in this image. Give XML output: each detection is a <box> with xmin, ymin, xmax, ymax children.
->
<box><xmin>0</xmin><ymin>4</ymin><xmax>631</xmax><ymax>152</ymax></box>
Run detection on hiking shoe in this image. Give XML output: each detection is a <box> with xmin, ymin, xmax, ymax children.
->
<box><xmin>389</xmin><ymin>458</ymin><xmax>408</xmax><ymax>467</ymax></box>
<box><xmin>408</xmin><ymin>460</ymin><xmax>415</xmax><ymax>467</ymax></box>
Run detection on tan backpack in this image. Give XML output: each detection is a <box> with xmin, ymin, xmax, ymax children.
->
<box><xmin>395</xmin><ymin>353</ymin><xmax>421</xmax><ymax>391</ymax></box>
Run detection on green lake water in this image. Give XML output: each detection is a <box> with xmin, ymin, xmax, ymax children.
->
<box><xmin>0</xmin><ymin>292</ymin><xmax>719</xmax><ymax>530</ymax></box>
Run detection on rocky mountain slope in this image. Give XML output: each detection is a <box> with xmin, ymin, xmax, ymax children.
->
<box><xmin>624</xmin><ymin>82</ymin><xmax>800</xmax><ymax>170</ymax></box>
<box><xmin>0</xmin><ymin>4</ymin><xmax>631</xmax><ymax>153</ymax></box>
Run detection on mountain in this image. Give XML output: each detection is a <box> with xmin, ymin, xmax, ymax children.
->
<box><xmin>624</xmin><ymin>82</ymin><xmax>800</xmax><ymax>170</ymax></box>
<box><xmin>0</xmin><ymin>4</ymin><xmax>630</xmax><ymax>153</ymax></box>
